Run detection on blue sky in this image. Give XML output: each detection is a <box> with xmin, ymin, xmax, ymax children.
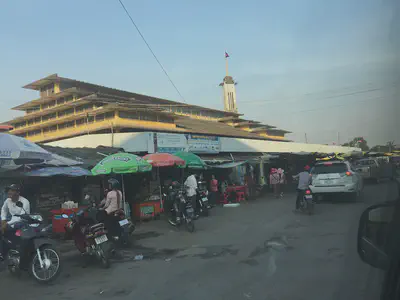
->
<box><xmin>0</xmin><ymin>0</ymin><xmax>398</xmax><ymax>146</ymax></box>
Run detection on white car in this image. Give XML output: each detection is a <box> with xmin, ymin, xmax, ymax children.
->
<box><xmin>310</xmin><ymin>161</ymin><xmax>364</xmax><ymax>200</ymax></box>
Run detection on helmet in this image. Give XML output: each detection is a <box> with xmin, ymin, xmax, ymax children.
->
<box><xmin>108</xmin><ymin>178</ymin><xmax>120</xmax><ymax>190</ymax></box>
<box><xmin>304</xmin><ymin>165</ymin><xmax>311</xmax><ymax>171</ymax></box>
<box><xmin>5</xmin><ymin>184</ymin><xmax>20</xmax><ymax>192</ymax></box>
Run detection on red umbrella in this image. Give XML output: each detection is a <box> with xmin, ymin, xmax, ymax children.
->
<box><xmin>143</xmin><ymin>153</ymin><xmax>186</xmax><ymax>167</ymax></box>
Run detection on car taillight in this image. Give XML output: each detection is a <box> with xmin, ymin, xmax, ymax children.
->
<box><xmin>345</xmin><ymin>171</ymin><xmax>352</xmax><ymax>176</ymax></box>
<box><xmin>15</xmin><ymin>229</ymin><xmax>22</xmax><ymax>237</ymax></box>
<box><xmin>305</xmin><ymin>190</ymin><xmax>311</xmax><ymax>195</ymax></box>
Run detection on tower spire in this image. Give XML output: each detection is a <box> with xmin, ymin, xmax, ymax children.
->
<box><xmin>225</xmin><ymin>51</ymin><xmax>229</xmax><ymax>76</ymax></box>
<box><xmin>219</xmin><ymin>51</ymin><xmax>238</xmax><ymax>113</ymax></box>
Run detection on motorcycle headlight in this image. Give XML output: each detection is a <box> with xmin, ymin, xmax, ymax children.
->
<box><xmin>30</xmin><ymin>214</ymin><xmax>43</xmax><ymax>222</ymax></box>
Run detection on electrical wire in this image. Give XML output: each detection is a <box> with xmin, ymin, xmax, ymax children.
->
<box><xmin>241</xmin><ymin>82</ymin><xmax>395</xmax><ymax>105</ymax></box>
<box><xmin>117</xmin><ymin>0</ymin><xmax>187</xmax><ymax>103</ymax></box>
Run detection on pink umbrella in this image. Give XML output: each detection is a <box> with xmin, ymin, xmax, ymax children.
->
<box><xmin>143</xmin><ymin>153</ymin><xmax>186</xmax><ymax>167</ymax></box>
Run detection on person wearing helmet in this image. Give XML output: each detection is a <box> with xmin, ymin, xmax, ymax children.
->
<box><xmin>102</xmin><ymin>179</ymin><xmax>123</xmax><ymax>215</ymax></box>
<box><xmin>98</xmin><ymin>179</ymin><xmax>123</xmax><ymax>233</ymax></box>
<box><xmin>0</xmin><ymin>184</ymin><xmax>30</xmax><ymax>261</ymax></box>
<box><xmin>292</xmin><ymin>166</ymin><xmax>312</xmax><ymax>211</ymax></box>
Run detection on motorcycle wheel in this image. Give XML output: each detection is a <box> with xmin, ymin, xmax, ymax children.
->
<box><xmin>7</xmin><ymin>253</ymin><xmax>22</xmax><ymax>278</ymax></box>
<box><xmin>30</xmin><ymin>246</ymin><xmax>62</xmax><ymax>283</ymax></box>
<box><xmin>98</xmin><ymin>244</ymin><xmax>110</xmax><ymax>269</ymax></box>
<box><xmin>186</xmin><ymin>220</ymin><xmax>195</xmax><ymax>233</ymax></box>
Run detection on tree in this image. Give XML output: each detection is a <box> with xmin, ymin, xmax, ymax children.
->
<box><xmin>343</xmin><ymin>137</ymin><xmax>370</xmax><ymax>151</ymax></box>
<box><xmin>387</xmin><ymin>140</ymin><xmax>395</xmax><ymax>152</ymax></box>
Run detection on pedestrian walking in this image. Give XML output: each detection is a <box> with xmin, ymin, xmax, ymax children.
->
<box><xmin>269</xmin><ymin>168</ymin><xmax>280</xmax><ymax>198</ymax></box>
<box><xmin>278</xmin><ymin>168</ymin><xmax>286</xmax><ymax>198</ymax></box>
<box><xmin>209</xmin><ymin>175</ymin><xmax>219</xmax><ymax>206</ymax></box>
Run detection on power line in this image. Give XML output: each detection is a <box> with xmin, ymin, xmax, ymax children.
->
<box><xmin>241</xmin><ymin>83</ymin><xmax>395</xmax><ymax>105</ymax></box>
<box><xmin>293</xmin><ymin>95</ymin><xmax>385</xmax><ymax>114</ymax></box>
<box><xmin>117</xmin><ymin>0</ymin><xmax>187</xmax><ymax>103</ymax></box>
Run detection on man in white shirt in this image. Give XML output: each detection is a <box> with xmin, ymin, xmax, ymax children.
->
<box><xmin>292</xmin><ymin>166</ymin><xmax>312</xmax><ymax>211</ymax></box>
<box><xmin>0</xmin><ymin>184</ymin><xmax>31</xmax><ymax>260</ymax></box>
<box><xmin>184</xmin><ymin>174</ymin><xmax>198</xmax><ymax>216</ymax></box>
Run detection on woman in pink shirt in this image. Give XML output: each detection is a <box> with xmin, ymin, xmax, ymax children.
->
<box><xmin>209</xmin><ymin>175</ymin><xmax>219</xmax><ymax>206</ymax></box>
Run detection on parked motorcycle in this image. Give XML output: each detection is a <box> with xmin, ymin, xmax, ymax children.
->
<box><xmin>167</xmin><ymin>185</ymin><xmax>195</xmax><ymax>233</ymax></box>
<box><xmin>63</xmin><ymin>209</ymin><xmax>111</xmax><ymax>268</ymax></box>
<box><xmin>196</xmin><ymin>188</ymin><xmax>210</xmax><ymax>217</ymax></box>
<box><xmin>87</xmin><ymin>195</ymin><xmax>135</xmax><ymax>247</ymax></box>
<box><xmin>2</xmin><ymin>202</ymin><xmax>61</xmax><ymax>283</ymax></box>
<box><xmin>299</xmin><ymin>189</ymin><xmax>315</xmax><ymax>215</ymax></box>
<box><xmin>106</xmin><ymin>208</ymin><xmax>135</xmax><ymax>247</ymax></box>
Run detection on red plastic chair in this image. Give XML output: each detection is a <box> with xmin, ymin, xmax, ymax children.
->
<box><xmin>236</xmin><ymin>191</ymin><xmax>246</xmax><ymax>202</ymax></box>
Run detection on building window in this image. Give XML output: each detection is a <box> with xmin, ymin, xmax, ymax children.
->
<box><xmin>26</xmin><ymin>106</ymin><xmax>40</xmax><ymax>114</ymax></box>
<box><xmin>42</xmin><ymin>113</ymin><xmax>57</xmax><ymax>122</ymax></box>
<box><xmin>119</xmin><ymin>111</ymin><xmax>139</xmax><ymax>120</ymax></box>
<box><xmin>28</xmin><ymin>130</ymin><xmax>41</xmax><ymax>136</ymax></box>
<box><xmin>58</xmin><ymin>108</ymin><xmax>74</xmax><ymax>118</ymax></box>
<box><xmin>43</xmin><ymin>125</ymin><xmax>57</xmax><ymax>133</ymax></box>
<box><xmin>76</xmin><ymin>118</ymin><xmax>85</xmax><ymax>126</ymax></box>
<box><xmin>76</xmin><ymin>104</ymin><xmax>92</xmax><ymax>113</ymax></box>
<box><xmin>105</xmin><ymin>112</ymin><xmax>114</xmax><ymax>119</ymax></box>
<box><xmin>158</xmin><ymin>116</ymin><xmax>173</xmax><ymax>123</ymax></box>
<box><xmin>96</xmin><ymin>114</ymin><xmax>105</xmax><ymax>122</ymax></box>
<box><xmin>59</xmin><ymin>121</ymin><xmax>75</xmax><ymax>130</ymax></box>
<box><xmin>40</xmin><ymin>84</ymin><xmax>55</xmax><ymax>98</ymax></box>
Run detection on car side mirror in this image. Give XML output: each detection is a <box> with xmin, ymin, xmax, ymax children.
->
<box><xmin>16</xmin><ymin>201</ymin><xmax>23</xmax><ymax>208</ymax></box>
<box><xmin>357</xmin><ymin>202</ymin><xmax>395</xmax><ymax>270</ymax></box>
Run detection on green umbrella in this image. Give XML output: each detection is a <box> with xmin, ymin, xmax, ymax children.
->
<box><xmin>91</xmin><ymin>152</ymin><xmax>152</xmax><ymax>175</ymax></box>
<box><xmin>173</xmin><ymin>151</ymin><xmax>207</xmax><ymax>169</ymax></box>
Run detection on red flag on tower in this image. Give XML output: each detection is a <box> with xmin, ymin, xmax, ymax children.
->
<box><xmin>225</xmin><ymin>51</ymin><xmax>229</xmax><ymax>58</ymax></box>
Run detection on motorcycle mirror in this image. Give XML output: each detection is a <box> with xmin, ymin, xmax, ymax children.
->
<box><xmin>357</xmin><ymin>202</ymin><xmax>395</xmax><ymax>270</ymax></box>
<box><xmin>61</xmin><ymin>214</ymin><xmax>69</xmax><ymax>219</ymax></box>
<box><xmin>16</xmin><ymin>201</ymin><xmax>23</xmax><ymax>208</ymax></box>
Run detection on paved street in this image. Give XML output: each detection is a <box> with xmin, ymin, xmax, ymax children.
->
<box><xmin>1</xmin><ymin>181</ymin><xmax>398</xmax><ymax>300</ymax></box>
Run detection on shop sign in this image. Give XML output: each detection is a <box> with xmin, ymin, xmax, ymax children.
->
<box><xmin>151</xmin><ymin>133</ymin><xmax>187</xmax><ymax>153</ymax></box>
<box><xmin>187</xmin><ymin>134</ymin><xmax>220</xmax><ymax>153</ymax></box>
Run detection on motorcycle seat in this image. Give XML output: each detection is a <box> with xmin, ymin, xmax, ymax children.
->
<box><xmin>89</xmin><ymin>223</ymin><xmax>105</xmax><ymax>233</ymax></box>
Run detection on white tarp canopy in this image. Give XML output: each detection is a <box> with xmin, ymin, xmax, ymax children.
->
<box><xmin>0</xmin><ymin>133</ymin><xmax>52</xmax><ymax>161</ymax></box>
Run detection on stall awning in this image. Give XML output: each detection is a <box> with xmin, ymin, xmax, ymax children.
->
<box><xmin>212</xmin><ymin>161</ymin><xmax>247</xmax><ymax>169</ymax></box>
<box><xmin>24</xmin><ymin>166</ymin><xmax>92</xmax><ymax>177</ymax></box>
<box><xmin>199</xmin><ymin>152</ymin><xmax>263</xmax><ymax>163</ymax></box>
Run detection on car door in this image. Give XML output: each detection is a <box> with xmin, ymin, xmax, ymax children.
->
<box><xmin>350</xmin><ymin>163</ymin><xmax>363</xmax><ymax>191</ymax></box>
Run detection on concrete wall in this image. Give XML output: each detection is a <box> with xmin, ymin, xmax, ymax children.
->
<box><xmin>220</xmin><ymin>137</ymin><xmax>360</xmax><ymax>154</ymax></box>
<box><xmin>46</xmin><ymin>132</ymin><xmax>360</xmax><ymax>154</ymax></box>
<box><xmin>46</xmin><ymin>132</ymin><xmax>149</xmax><ymax>152</ymax></box>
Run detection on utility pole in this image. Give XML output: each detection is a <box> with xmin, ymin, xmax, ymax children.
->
<box><xmin>304</xmin><ymin>133</ymin><xmax>308</xmax><ymax>144</ymax></box>
<box><xmin>337</xmin><ymin>132</ymin><xmax>340</xmax><ymax>146</ymax></box>
<box><xmin>110</xmin><ymin>122</ymin><xmax>114</xmax><ymax>147</ymax></box>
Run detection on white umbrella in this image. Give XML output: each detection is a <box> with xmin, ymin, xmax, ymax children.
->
<box><xmin>0</xmin><ymin>133</ymin><xmax>52</xmax><ymax>161</ymax></box>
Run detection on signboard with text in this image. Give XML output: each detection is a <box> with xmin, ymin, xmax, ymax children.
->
<box><xmin>187</xmin><ymin>134</ymin><xmax>220</xmax><ymax>153</ymax></box>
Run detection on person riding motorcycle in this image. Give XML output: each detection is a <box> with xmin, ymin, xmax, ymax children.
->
<box><xmin>185</xmin><ymin>173</ymin><xmax>199</xmax><ymax>218</ymax></box>
<box><xmin>165</xmin><ymin>181</ymin><xmax>183</xmax><ymax>224</ymax></box>
<box><xmin>99</xmin><ymin>179</ymin><xmax>123</xmax><ymax>236</ymax></box>
<box><xmin>292</xmin><ymin>165</ymin><xmax>312</xmax><ymax>211</ymax></box>
<box><xmin>0</xmin><ymin>184</ymin><xmax>31</xmax><ymax>261</ymax></box>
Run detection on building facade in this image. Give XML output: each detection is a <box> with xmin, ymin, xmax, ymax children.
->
<box><xmin>7</xmin><ymin>74</ymin><xmax>290</xmax><ymax>144</ymax></box>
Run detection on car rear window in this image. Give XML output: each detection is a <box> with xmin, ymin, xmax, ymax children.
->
<box><xmin>312</xmin><ymin>163</ymin><xmax>348</xmax><ymax>174</ymax></box>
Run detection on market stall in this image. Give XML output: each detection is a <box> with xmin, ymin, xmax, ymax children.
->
<box><xmin>212</xmin><ymin>161</ymin><xmax>249</xmax><ymax>204</ymax></box>
<box><xmin>143</xmin><ymin>153</ymin><xmax>186</xmax><ymax>219</ymax></box>
<box><xmin>91</xmin><ymin>152</ymin><xmax>152</xmax><ymax>220</ymax></box>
